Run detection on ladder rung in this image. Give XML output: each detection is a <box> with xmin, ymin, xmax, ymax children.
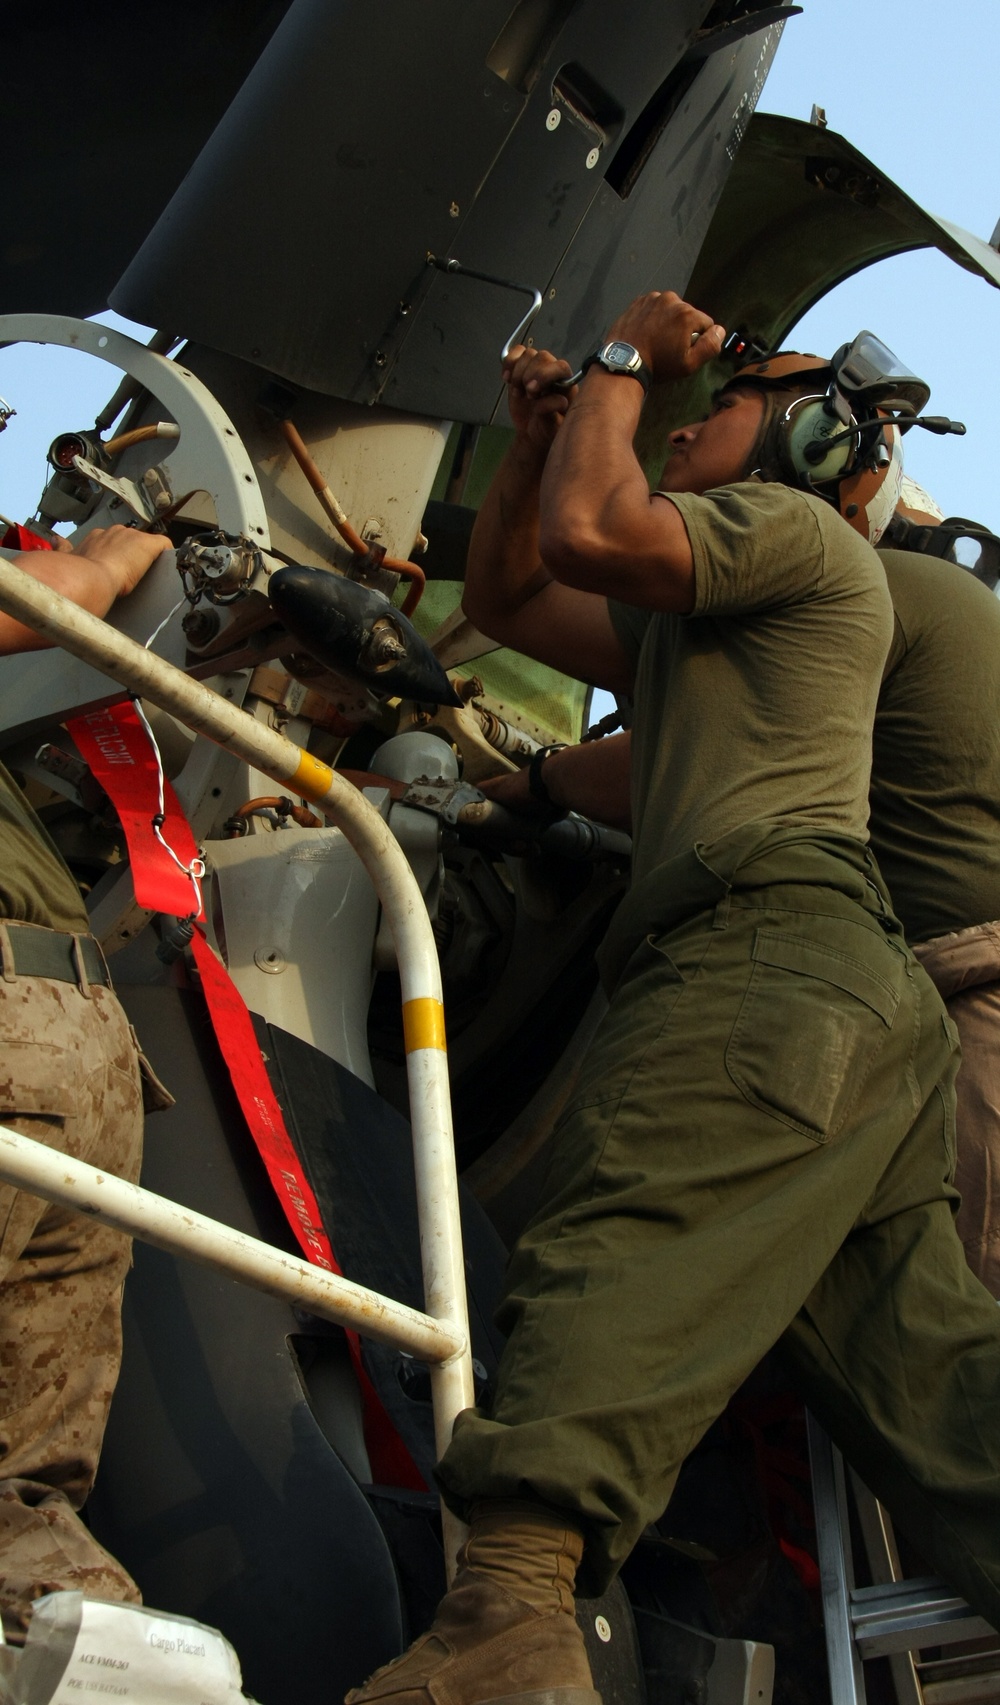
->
<box><xmin>850</xmin><ymin>1577</ymin><xmax>996</xmax><ymax>1658</ymax></box>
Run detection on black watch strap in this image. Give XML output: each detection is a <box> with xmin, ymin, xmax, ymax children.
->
<box><xmin>580</xmin><ymin>349</ymin><xmax>652</xmax><ymax>396</ymax></box>
<box><xmin>528</xmin><ymin>743</ymin><xmax>568</xmax><ymax>805</ymax></box>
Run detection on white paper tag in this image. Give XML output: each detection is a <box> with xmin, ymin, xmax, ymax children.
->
<box><xmin>44</xmin><ymin>1601</ymin><xmax>243</xmax><ymax>1705</ymax></box>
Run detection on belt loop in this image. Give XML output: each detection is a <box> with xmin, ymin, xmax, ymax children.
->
<box><xmin>0</xmin><ymin>923</ymin><xmax>16</xmax><ymax>983</ymax></box>
<box><xmin>712</xmin><ymin>890</ymin><xmax>731</xmax><ymax>930</ymax></box>
<box><xmin>93</xmin><ymin>936</ymin><xmax>112</xmax><ymax>989</ymax></box>
<box><xmin>862</xmin><ymin>864</ymin><xmax>895</xmax><ymax>934</ymax></box>
<box><xmin>72</xmin><ymin>934</ymin><xmax>93</xmax><ymax>1000</ymax></box>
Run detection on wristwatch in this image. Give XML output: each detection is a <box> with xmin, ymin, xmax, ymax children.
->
<box><xmin>580</xmin><ymin>340</ymin><xmax>652</xmax><ymax>396</ymax></box>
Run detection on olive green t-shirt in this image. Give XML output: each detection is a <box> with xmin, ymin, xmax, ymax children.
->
<box><xmin>0</xmin><ymin>547</ymin><xmax>90</xmax><ymax>930</ymax></box>
<box><xmin>870</xmin><ymin>549</ymin><xmax>1000</xmax><ymax>943</ymax></box>
<box><xmin>609</xmin><ymin>481</ymin><xmax>892</xmax><ymax>890</ymax></box>
<box><xmin>0</xmin><ymin>759</ymin><xmax>90</xmax><ymax>931</ymax></box>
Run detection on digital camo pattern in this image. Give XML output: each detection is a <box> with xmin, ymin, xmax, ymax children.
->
<box><xmin>0</xmin><ymin>973</ymin><xmax>143</xmax><ymax>1642</ymax></box>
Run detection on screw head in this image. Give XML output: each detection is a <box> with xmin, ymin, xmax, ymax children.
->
<box><xmin>254</xmin><ymin>948</ymin><xmax>287</xmax><ymax>974</ymax></box>
<box><xmin>546</xmin><ymin>108</ymin><xmax>561</xmax><ymax>131</ymax></box>
<box><xmin>585</xmin><ymin>147</ymin><xmax>600</xmax><ymax>170</ymax></box>
<box><xmin>594</xmin><ymin>1616</ymin><xmax>612</xmax><ymax>1643</ymax></box>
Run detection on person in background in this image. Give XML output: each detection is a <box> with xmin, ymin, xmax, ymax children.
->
<box><xmin>873</xmin><ymin>489</ymin><xmax>1000</xmax><ymax>1295</ymax></box>
<box><xmin>0</xmin><ymin>523</ymin><xmax>169</xmax><ymax>1642</ymax></box>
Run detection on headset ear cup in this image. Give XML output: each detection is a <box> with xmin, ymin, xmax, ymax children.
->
<box><xmin>784</xmin><ymin>397</ymin><xmax>855</xmax><ymax>484</ymax></box>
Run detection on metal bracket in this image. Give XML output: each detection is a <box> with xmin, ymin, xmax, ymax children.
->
<box><xmin>399</xmin><ymin>776</ymin><xmax>486</xmax><ymax>826</ymax></box>
<box><xmin>72</xmin><ymin>454</ymin><xmax>153</xmax><ymax>523</ymax></box>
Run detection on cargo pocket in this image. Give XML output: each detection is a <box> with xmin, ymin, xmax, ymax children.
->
<box><xmin>0</xmin><ymin>1043</ymin><xmax>75</xmax><ymax>1122</ymax></box>
<box><xmin>0</xmin><ymin>1043</ymin><xmax>76</xmax><ymax>1261</ymax></box>
<box><xmin>726</xmin><ymin>928</ymin><xmax>900</xmax><ymax>1142</ymax></box>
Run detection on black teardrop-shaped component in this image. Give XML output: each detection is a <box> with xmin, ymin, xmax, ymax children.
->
<box><xmin>268</xmin><ymin>565</ymin><xmax>461</xmax><ymax>707</ymax></box>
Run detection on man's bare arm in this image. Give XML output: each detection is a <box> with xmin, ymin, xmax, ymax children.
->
<box><xmin>462</xmin><ymin>351</ymin><xmax>635</xmax><ymax>696</ymax></box>
<box><xmin>0</xmin><ymin>526</ymin><xmax>172</xmax><ymax>655</ymax></box>
<box><xmin>539</xmin><ymin>294</ymin><xmax>724</xmax><ymax>610</ymax></box>
<box><xmin>479</xmin><ymin>729</ymin><xmax>633</xmax><ymax>830</ymax></box>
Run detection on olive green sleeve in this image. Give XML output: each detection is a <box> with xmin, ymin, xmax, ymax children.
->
<box><xmin>665</xmin><ymin>482</ymin><xmax>828</xmax><ymax>618</ymax></box>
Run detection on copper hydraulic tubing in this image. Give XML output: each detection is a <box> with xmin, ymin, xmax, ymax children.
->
<box><xmin>279</xmin><ymin>418</ymin><xmax>425</xmax><ymax>616</ymax></box>
<box><xmin>103</xmin><ymin>421</ymin><xmax>181</xmax><ymax>457</ymax></box>
<box><xmin>226</xmin><ymin>795</ymin><xmax>322</xmax><ymax>835</ymax></box>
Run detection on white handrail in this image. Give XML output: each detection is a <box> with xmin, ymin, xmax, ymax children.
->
<box><xmin>0</xmin><ymin>1123</ymin><xmax>463</xmax><ymax>1361</ymax></box>
<box><xmin>0</xmin><ymin>553</ymin><xmax>475</xmax><ymax>1572</ymax></box>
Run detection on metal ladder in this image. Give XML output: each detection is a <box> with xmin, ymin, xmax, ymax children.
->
<box><xmin>806</xmin><ymin>1412</ymin><xmax>1000</xmax><ymax>1704</ymax></box>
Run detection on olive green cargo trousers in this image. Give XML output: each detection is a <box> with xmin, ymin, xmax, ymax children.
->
<box><xmin>439</xmin><ymin>828</ymin><xmax>1000</xmax><ymax>1628</ymax></box>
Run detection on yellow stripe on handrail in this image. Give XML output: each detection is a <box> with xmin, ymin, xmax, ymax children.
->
<box><xmin>403</xmin><ymin>997</ymin><xmax>447</xmax><ymax>1053</ymax></box>
<box><xmin>291</xmin><ymin>749</ymin><xmax>335</xmax><ymax>801</ymax></box>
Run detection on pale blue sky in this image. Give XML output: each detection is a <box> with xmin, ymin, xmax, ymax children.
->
<box><xmin>1</xmin><ymin>0</ymin><xmax>996</xmax><ymax>532</ymax></box>
<box><xmin>759</xmin><ymin>0</ymin><xmax>999</xmax><ymax>522</ymax></box>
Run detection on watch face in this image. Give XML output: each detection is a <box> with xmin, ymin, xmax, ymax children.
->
<box><xmin>604</xmin><ymin>341</ymin><xmax>637</xmax><ymax>368</ymax></box>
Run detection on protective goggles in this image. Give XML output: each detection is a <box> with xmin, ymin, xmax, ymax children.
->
<box><xmin>884</xmin><ymin>514</ymin><xmax>1000</xmax><ymax>590</ymax></box>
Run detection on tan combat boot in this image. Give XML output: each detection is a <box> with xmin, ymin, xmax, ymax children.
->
<box><xmin>346</xmin><ymin>1500</ymin><xmax>601</xmax><ymax>1705</ymax></box>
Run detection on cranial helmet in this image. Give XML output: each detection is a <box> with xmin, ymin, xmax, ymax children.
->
<box><xmin>721</xmin><ymin>332</ymin><xmax>932</xmax><ymax>545</ymax></box>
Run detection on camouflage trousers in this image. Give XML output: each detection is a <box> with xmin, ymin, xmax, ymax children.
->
<box><xmin>0</xmin><ymin>966</ymin><xmax>143</xmax><ymax>1643</ymax></box>
<box><xmin>914</xmin><ymin>919</ymin><xmax>1000</xmax><ymax>1298</ymax></box>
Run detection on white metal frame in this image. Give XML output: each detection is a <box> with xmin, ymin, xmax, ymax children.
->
<box><xmin>0</xmin><ymin>315</ymin><xmax>271</xmax><ymax>734</ymax></box>
<box><xmin>0</xmin><ymin>315</ymin><xmax>270</xmax><ymax>543</ymax></box>
<box><xmin>0</xmin><ymin>1123</ymin><xmax>462</xmax><ymax>1362</ymax></box>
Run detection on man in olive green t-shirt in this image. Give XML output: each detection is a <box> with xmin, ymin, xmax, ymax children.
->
<box><xmin>500</xmin><ymin>546</ymin><xmax>1000</xmax><ymax>1299</ymax></box>
<box><xmin>0</xmin><ymin>524</ymin><xmax>169</xmax><ymax>1642</ymax></box>
<box><xmin>348</xmin><ymin>292</ymin><xmax>1000</xmax><ymax>1705</ymax></box>
<box><xmin>873</xmin><ymin>548</ymin><xmax>1000</xmax><ymax>1295</ymax></box>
